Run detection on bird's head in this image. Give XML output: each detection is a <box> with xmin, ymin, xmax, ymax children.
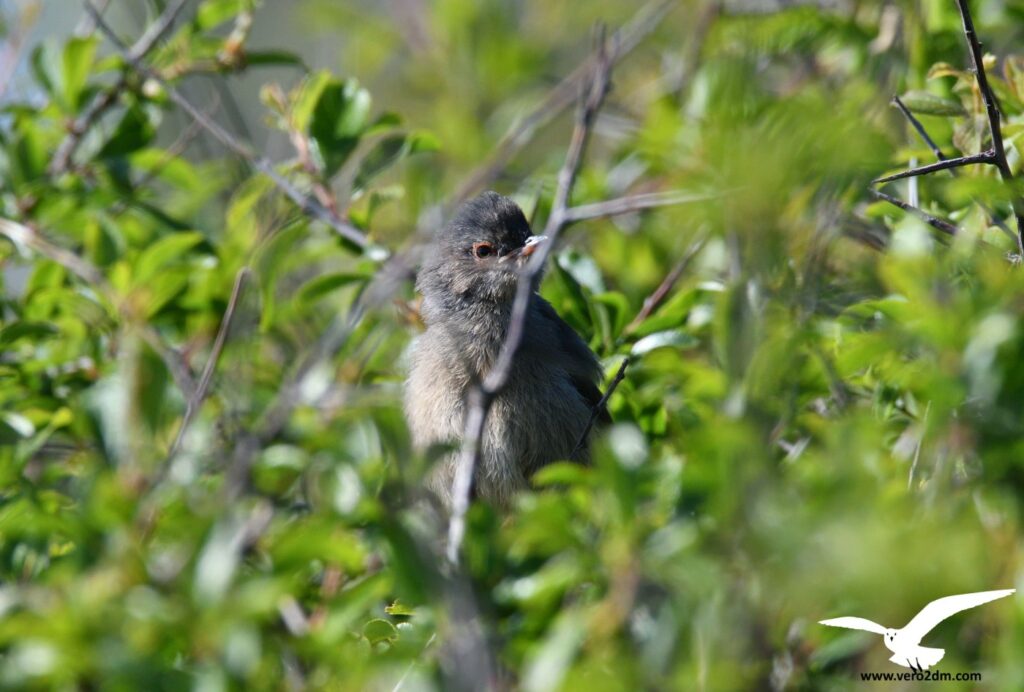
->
<box><xmin>418</xmin><ymin>192</ymin><xmax>548</xmax><ymax>310</ymax></box>
<box><xmin>885</xmin><ymin>628</ymin><xmax>898</xmax><ymax>643</ymax></box>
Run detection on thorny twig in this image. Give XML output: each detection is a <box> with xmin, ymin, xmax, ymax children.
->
<box><xmin>51</xmin><ymin>0</ymin><xmax>191</xmax><ymax>174</ymax></box>
<box><xmin>890</xmin><ymin>93</ymin><xmax>1018</xmax><ymax>242</ymax></box>
<box><xmin>872</xmin><ymin>150</ymin><xmax>995</xmax><ymax>184</ymax></box>
<box><xmin>869</xmin><ymin>189</ymin><xmax>958</xmax><ymax>236</ymax></box>
<box><xmin>874</xmin><ymin>0</ymin><xmax>1024</xmax><ymax>254</ymax></box>
<box><xmin>83</xmin><ymin>1</ymin><xmax>371</xmax><ymax>251</ymax></box>
<box><xmin>447</xmin><ymin>30</ymin><xmax>615</xmax><ymax>564</ymax></box>
<box><xmin>891</xmin><ymin>95</ymin><xmax>945</xmax><ymax>161</ymax></box>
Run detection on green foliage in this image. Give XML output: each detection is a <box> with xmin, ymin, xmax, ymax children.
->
<box><xmin>1</xmin><ymin>1</ymin><xmax>1024</xmax><ymax>690</ymax></box>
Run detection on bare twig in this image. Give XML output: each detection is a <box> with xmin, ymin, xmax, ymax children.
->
<box><xmin>448</xmin><ymin>0</ymin><xmax>675</xmax><ymax>207</ymax></box>
<box><xmin>563</xmin><ymin>189</ymin><xmax>723</xmax><ymax>224</ymax></box>
<box><xmin>869</xmin><ymin>189</ymin><xmax>958</xmax><ymax>236</ymax></box>
<box><xmin>872</xmin><ymin>150</ymin><xmax>995</xmax><ymax>184</ymax></box>
<box><xmin>0</xmin><ymin>218</ymin><xmax>196</xmax><ymax>397</ymax></box>
<box><xmin>51</xmin><ymin>0</ymin><xmax>190</xmax><ymax>175</ymax></box>
<box><xmin>953</xmin><ymin>0</ymin><xmax>1024</xmax><ymax>254</ymax></box>
<box><xmin>447</xmin><ymin>30</ymin><xmax>615</xmax><ymax>564</ymax></box>
<box><xmin>167</xmin><ymin>267</ymin><xmax>250</xmax><ymax>460</ymax></box>
<box><xmin>626</xmin><ymin>231</ymin><xmax>708</xmax><ymax>333</ymax></box>
<box><xmin>891</xmin><ymin>96</ymin><xmax>946</xmax><ymax>161</ymax></box>
<box><xmin>84</xmin><ymin>1</ymin><xmax>371</xmax><ymax>251</ymax></box>
<box><xmin>570</xmin><ymin>357</ymin><xmax>629</xmax><ymax>457</ymax></box>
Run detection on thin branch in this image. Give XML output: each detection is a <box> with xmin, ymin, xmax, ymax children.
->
<box><xmin>0</xmin><ymin>218</ymin><xmax>196</xmax><ymax>397</ymax></box>
<box><xmin>869</xmin><ymin>189</ymin><xmax>958</xmax><ymax>236</ymax></box>
<box><xmin>84</xmin><ymin>1</ymin><xmax>371</xmax><ymax>251</ymax></box>
<box><xmin>448</xmin><ymin>0</ymin><xmax>675</xmax><ymax>207</ymax></box>
<box><xmin>626</xmin><ymin>231</ymin><xmax>708</xmax><ymax>333</ymax></box>
<box><xmin>51</xmin><ymin>0</ymin><xmax>190</xmax><ymax>174</ymax></box>
<box><xmin>563</xmin><ymin>189</ymin><xmax>723</xmax><ymax>223</ymax></box>
<box><xmin>872</xmin><ymin>150</ymin><xmax>994</xmax><ymax>184</ymax></box>
<box><xmin>570</xmin><ymin>357</ymin><xmax>629</xmax><ymax>458</ymax></box>
<box><xmin>447</xmin><ymin>30</ymin><xmax>615</xmax><ymax>565</ymax></box>
<box><xmin>891</xmin><ymin>96</ymin><xmax>946</xmax><ymax>161</ymax></box>
<box><xmin>890</xmin><ymin>97</ymin><xmax>1018</xmax><ymax>243</ymax></box>
<box><xmin>166</xmin><ymin>267</ymin><xmax>250</xmax><ymax>460</ymax></box>
<box><xmin>953</xmin><ymin>0</ymin><xmax>1024</xmax><ymax>253</ymax></box>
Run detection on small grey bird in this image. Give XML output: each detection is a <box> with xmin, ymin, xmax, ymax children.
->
<box><xmin>405</xmin><ymin>191</ymin><xmax>608</xmax><ymax>508</ymax></box>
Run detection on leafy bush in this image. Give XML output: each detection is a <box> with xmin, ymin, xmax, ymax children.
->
<box><xmin>0</xmin><ymin>0</ymin><xmax>1022</xmax><ymax>689</ymax></box>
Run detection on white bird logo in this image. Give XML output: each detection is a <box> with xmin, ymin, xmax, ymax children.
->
<box><xmin>819</xmin><ymin>589</ymin><xmax>1016</xmax><ymax>671</ymax></box>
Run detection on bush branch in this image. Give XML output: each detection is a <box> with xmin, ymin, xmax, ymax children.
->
<box><xmin>869</xmin><ymin>189</ymin><xmax>958</xmax><ymax>235</ymax></box>
<box><xmin>953</xmin><ymin>0</ymin><xmax>1024</xmax><ymax>253</ymax></box>
<box><xmin>84</xmin><ymin>1</ymin><xmax>371</xmax><ymax>251</ymax></box>
<box><xmin>447</xmin><ymin>30</ymin><xmax>615</xmax><ymax>564</ymax></box>
<box><xmin>166</xmin><ymin>267</ymin><xmax>251</xmax><ymax>461</ymax></box>
<box><xmin>448</xmin><ymin>0</ymin><xmax>675</xmax><ymax>207</ymax></box>
<box><xmin>891</xmin><ymin>95</ymin><xmax>946</xmax><ymax>161</ymax></box>
<box><xmin>51</xmin><ymin>0</ymin><xmax>190</xmax><ymax>175</ymax></box>
<box><xmin>872</xmin><ymin>150</ymin><xmax>995</xmax><ymax>184</ymax></box>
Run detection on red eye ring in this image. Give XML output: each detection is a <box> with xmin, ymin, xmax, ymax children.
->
<box><xmin>473</xmin><ymin>242</ymin><xmax>495</xmax><ymax>259</ymax></box>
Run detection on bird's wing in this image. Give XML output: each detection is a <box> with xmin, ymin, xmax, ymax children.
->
<box><xmin>532</xmin><ymin>297</ymin><xmax>611</xmax><ymax>424</ymax></box>
<box><xmin>900</xmin><ymin>589</ymin><xmax>1015</xmax><ymax>645</ymax></box>
<box><xmin>818</xmin><ymin>617</ymin><xmax>888</xmax><ymax>635</ymax></box>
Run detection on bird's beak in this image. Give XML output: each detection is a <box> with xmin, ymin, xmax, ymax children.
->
<box><xmin>521</xmin><ymin>235</ymin><xmax>548</xmax><ymax>257</ymax></box>
<box><xmin>499</xmin><ymin>235</ymin><xmax>548</xmax><ymax>264</ymax></box>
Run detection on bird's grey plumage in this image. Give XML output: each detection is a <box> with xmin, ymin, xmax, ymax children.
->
<box><xmin>405</xmin><ymin>191</ymin><xmax>606</xmax><ymax>508</ymax></box>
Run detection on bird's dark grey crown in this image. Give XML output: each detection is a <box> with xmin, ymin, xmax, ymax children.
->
<box><xmin>442</xmin><ymin>191</ymin><xmax>532</xmax><ymax>249</ymax></box>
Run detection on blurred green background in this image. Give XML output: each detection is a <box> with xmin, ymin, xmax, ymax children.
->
<box><xmin>1</xmin><ymin>0</ymin><xmax>1024</xmax><ymax>689</ymax></box>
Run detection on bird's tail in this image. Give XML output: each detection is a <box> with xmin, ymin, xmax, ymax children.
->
<box><xmin>891</xmin><ymin>646</ymin><xmax>945</xmax><ymax>671</ymax></box>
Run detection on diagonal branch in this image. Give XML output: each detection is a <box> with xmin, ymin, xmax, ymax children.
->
<box><xmin>872</xmin><ymin>150</ymin><xmax>994</xmax><ymax>184</ymax></box>
<box><xmin>447</xmin><ymin>30</ymin><xmax>615</xmax><ymax>564</ymax></box>
<box><xmin>83</xmin><ymin>1</ymin><xmax>371</xmax><ymax>251</ymax></box>
<box><xmin>626</xmin><ymin>231</ymin><xmax>708</xmax><ymax>333</ymax></box>
<box><xmin>448</xmin><ymin>0</ymin><xmax>675</xmax><ymax>207</ymax></box>
<box><xmin>891</xmin><ymin>95</ymin><xmax>946</xmax><ymax>161</ymax></box>
<box><xmin>869</xmin><ymin>189</ymin><xmax>958</xmax><ymax>236</ymax></box>
<box><xmin>51</xmin><ymin>0</ymin><xmax>190</xmax><ymax>175</ymax></box>
<box><xmin>166</xmin><ymin>267</ymin><xmax>251</xmax><ymax>461</ymax></box>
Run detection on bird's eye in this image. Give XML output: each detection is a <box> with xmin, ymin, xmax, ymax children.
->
<box><xmin>473</xmin><ymin>242</ymin><xmax>495</xmax><ymax>259</ymax></box>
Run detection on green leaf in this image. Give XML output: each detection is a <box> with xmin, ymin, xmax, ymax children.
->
<box><xmin>98</xmin><ymin>105</ymin><xmax>157</xmax><ymax>159</ymax></box>
<box><xmin>362</xmin><ymin>619</ymin><xmax>398</xmax><ymax>645</ymax></box>
<box><xmin>296</xmin><ymin>272</ymin><xmax>368</xmax><ymax>305</ymax></box>
<box><xmin>310</xmin><ymin>79</ymin><xmax>371</xmax><ymax>176</ymax></box>
<box><xmin>631</xmin><ymin>329</ymin><xmax>698</xmax><ymax>356</ymax></box>
<box><xmin>244</xmin><ymin>50</ymin><xmax>305</xmax><ymax>68</ymax></box>
<box><xmin>898</xmin><ymin>90</ymin><xmax>966</xmax><ymax>117</ymax></box>
<box><xmin>290</xmin><ymin>70</ymin><xmax>332</xmax><ymax>132</ymax></box>
<box><xmin>0</xmin><ymin>321</ymin><xmax>58</xmax><ymax>348</ymax></box>
<box><xmin>62</xmin><ymin>37</ymin><xmax>99</xmax><ymax>111</ymax></box>
<box><xmin>384</xmin><ymin>601</ymin><xmax>415</xmax><ymax>617</ymax></box>
<box><xmin>134</xmin><ymin>232</ymin><xmax>204</xmax><ymax>284</ymax></box>
<box><xmin>195</xmin><ymin>0</ymin><xmax>247</xmax><ymax>30</ymax></box>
